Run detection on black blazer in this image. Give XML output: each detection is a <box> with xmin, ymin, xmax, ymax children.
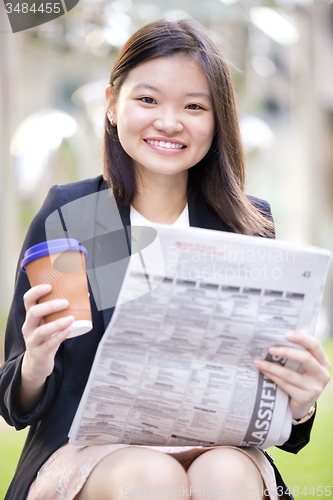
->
<box><xmin>0</xmin><ymin>175</ymin><xmax>314</xmax><ymax>500</ymax></box>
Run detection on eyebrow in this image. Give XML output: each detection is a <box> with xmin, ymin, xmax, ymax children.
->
<box><xmin>185</xmin><ymin>92</ymin><xmax>212</xmax><ymax>102</ymax></box>
<box><xmin>132</xmin><ymin>83</ymin><xmax>160</xmax><ymax>92</ymax></box>
<box><xmin>132</xmin><ymin>83</ymin><xmax>212</xmax><ymax>102</ymax></box>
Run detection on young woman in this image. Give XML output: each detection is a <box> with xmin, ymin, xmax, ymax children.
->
<box><xmin>0</xmin><ymin>18</ymin><xmax>330</xmax><ymax>500</ymax></box>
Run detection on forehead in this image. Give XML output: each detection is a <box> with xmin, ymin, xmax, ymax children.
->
<box><xmin>120</xmin><ymin>55</ymin><xmax>212</xmax><ymax>96</ymax></box>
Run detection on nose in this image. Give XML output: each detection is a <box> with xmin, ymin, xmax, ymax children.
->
<box><xmin>153</xmin><ymin>108</ymin><xmax>184</xmax><ymax>135</ymax></box>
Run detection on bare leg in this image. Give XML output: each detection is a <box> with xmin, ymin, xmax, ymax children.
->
<box><xmin>187</xmin><ymin>448</ymin><xmax>264</xmax><ymax>499</ymax></box>
<box><xmin>75</xmin><ymin>446</ymin><xmax>190</xmax><ymax>500</ymax></box>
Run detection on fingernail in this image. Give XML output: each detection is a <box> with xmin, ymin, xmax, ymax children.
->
<box><xmin>286</xmin><ymin>331</ymin><xmax>297</xmax><ymax>340</ymax></box>
<box><xmin>64</xmin><ymin>316</ymin><xmax>75</xmax><ymax>323</ymax></box>
<box><xmin>253</xmin><ymin>358</ymin><xmax>263</xmax><ymax>366</ymax></box>
<box><xmin>58</xmin><ymin>299</ymin><xmax>69</xmax><ymax>305</ymax></box>
<box><xmin>268</xmin><ymin>347</ymin><xmax>279</xmax><ymax>354</ymax></box>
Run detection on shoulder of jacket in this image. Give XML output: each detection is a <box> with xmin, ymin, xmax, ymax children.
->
<box><xmin>26</xmin><ymin>175</ymin><xmax>106</xmax><ymax>235</ymax></box>
<box><xmin>49</xmin><ymin>175</ymin><xmax>106</xmax><ymax>201</ymax></box>
<box><xmin>37</xmin><ymin>175</ymin><xmax>105</xmax><ymax>213</ymax></box>
<box><xmin>246</xmin><ymin>194</ymin><xmax>271</xmax><ymax>211</ymax></box>
<box><xmin>246</xmin><ymin>194</ymin><xmax>275</xmax><ymax>239</ymax></box>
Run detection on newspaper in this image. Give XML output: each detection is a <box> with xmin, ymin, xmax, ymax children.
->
<box><xmin>69</xmin><ymin>224</ymin><xmax>331</xmax><ymax>449</ymax></box>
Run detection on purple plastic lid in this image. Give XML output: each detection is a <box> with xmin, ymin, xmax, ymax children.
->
<box><xmin>21</xmin><ymin>238</ymin><xmax>88</xmax><ymax>272</ymax></box>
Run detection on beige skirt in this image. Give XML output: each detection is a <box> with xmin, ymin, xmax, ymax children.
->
<box><xmin>26</xmin><ymin>443</ymin><xmax>279</xmax><ymax>500</ymax></box>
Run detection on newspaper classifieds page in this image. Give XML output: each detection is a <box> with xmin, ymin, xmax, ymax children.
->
<box><xmin>69</xmin><ymin>225</ymin><xmax>331</xmax><ymax>449</ymax></box>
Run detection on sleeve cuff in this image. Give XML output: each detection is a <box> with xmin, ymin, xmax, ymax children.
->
<box><xmin>5</xmin><ymin>353</ymin><xmax>56</xmax><ymax>429</ymax></box>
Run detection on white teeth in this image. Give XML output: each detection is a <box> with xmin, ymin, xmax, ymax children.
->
<box><xmin>147</xmin><ymin>140</ymin><xmax>184</xmax><ymax>149</ymax></box>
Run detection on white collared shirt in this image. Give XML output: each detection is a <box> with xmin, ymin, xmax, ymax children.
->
<box><xmin>130</xmin><ymin>204</ymin><xmax>189</xmax><ymax>227</ymax></box>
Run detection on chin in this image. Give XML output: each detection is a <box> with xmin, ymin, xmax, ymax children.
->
<box><xmin>140</xmin><ymin>163</ymin><xmax>188</xmax><ymax>176</ymax></box>
<box><xmin>154</xmin><ymin>168</ymin><xmax>188</xmax><ymax>176</ymax></box>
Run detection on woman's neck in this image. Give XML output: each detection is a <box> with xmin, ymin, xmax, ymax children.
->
<box><xmin>132</xmin><ymin>171</ymin><xmax>188</xmax><ymax>224</ymax></box>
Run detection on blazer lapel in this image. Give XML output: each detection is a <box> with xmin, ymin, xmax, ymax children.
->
<box><xmin>188</xmin><ymin>191</ymin><xmax>234</xmax><ymax>232</ymax></box>
<box><xmin>88</xmin><ymin>187</ymin><xmax>132</xmax><ymax>329</ymax></box>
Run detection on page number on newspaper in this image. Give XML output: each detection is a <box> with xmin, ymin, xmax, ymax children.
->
<box><xmin>302</xmin><ymin>271</ymin><xmax>311</xmax><ymax>278</ymax></box>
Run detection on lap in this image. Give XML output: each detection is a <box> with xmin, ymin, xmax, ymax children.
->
<box><xmin>26</xmin><ymin>443</ymin><xmax>278</xmax><ymax>500</ymax></box>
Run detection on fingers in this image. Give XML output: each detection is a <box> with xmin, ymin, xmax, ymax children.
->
<box><xmin>31</xmin><ymin>323</ymin><xmax>73</xmax><ymax>362</ymax></box>
<box><xmin>253</xmin><ymin>358</ymin><xmax>314</xmax><ymax>404</ymax></box>
<box><xmin>23</xmin><ymin>284</ymin><xmax>52</xmax><ymax>312</ymax></box>
<box><xmin>253</xmin><ymin>359</ymin><xmax>307</xmax><ymax>391</ymax></box>
<box><xmin>253</xmin><ymin>339</ymin><xmax>330</xmax><ymax>390</ymax></box>
<box><xmin>255</xmin><ymin>366</ymin><xmax>310</xmax><ymax>403</ymax></box>
<box><xmin>22</xmin><ymin>315</ymin><xmax>75</xmax><ymax>381</ymax></box>
<box><xmin>22</xmin><ymin>321</ymin><xmax>75</xmax><ymax>384</ymax></box>
<box><xmin>286</xmin><ymin>331</ymin><xmax>331</xmax><ymax>370</ymax></box>
<box><xmin>252</xmin><ymin>359</ymin><xmax>319</xmax><ymax>419</ymax></box>
<box><xmin>253</xmin><ymin>357</ymin><xmax>323</xmax><ymax>393</ymax></box>
<box><xmin>267</xmin><ymin>344</ymin><xmax>329</xmax><ymax>380</ymax></box>
<box><xmin>23</xmin><ymin>298</ymin><xmax>70</xmax><ymax>334</ymax></box>
<box><xmin>27</xmin><ymin>315</ymin><xmax>75</xmax><ymax>348</ymax></box>
<box><xmin>253</xmin><ymin>331</ymin><xmax>331</xmax><ymax>420</ymax></box>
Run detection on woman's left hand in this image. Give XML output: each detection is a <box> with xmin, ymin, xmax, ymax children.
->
<box><xmin>253</xmin><ymin>331</ymin><xmax>331</xmax><ymax>420</ymax></box>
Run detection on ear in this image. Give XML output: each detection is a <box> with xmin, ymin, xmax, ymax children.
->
<box><xmin>105</xmin><ymin>84</ymin><xmax>117</xmax><ymax>125</ymax></box>
<box><xmin>105</xmin><ymin>84</ymin><xmax>112</xmax><ymax>102</ymax></box>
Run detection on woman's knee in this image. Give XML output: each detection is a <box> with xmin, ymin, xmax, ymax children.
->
<box><xmin>187</xmin><ymin>448</ymin><xmax>263</xmax><ymax>498</ymax></box>
<box><xmin>76</xmin><ymin>447</ymin><xmax>189</xmax><ymax>500</ymax></box>
<box><xmin>189</xmin><ymin>448</ymin><xmax>261</xmax><ymax>478</ymax></box>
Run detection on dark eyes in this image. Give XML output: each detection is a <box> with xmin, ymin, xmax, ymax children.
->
<box><xmin>139</xmin><ymin>97</ymin><xmax>205</xmax><ymax>110</ymax></box>
<box><xmin>185</xmin><ymin>104</ymin><xmax>204</xmax><ymax>111</ymax></box>
<box><xmin>140</xmin><ymin>97</ymin><xmax>156</xmax><ymax>104</ymax></box>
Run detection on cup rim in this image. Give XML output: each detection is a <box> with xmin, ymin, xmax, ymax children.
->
<box><xmin>21</xmin><ymin>238</ymin><xmax>88</xmax><ymax>272</ymax></box>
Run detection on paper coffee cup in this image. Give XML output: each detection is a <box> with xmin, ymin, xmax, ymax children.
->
<box><xmin>21</xmin><ymin>238</ymin><xmax>92</xmax><ymax>338</ymax></box>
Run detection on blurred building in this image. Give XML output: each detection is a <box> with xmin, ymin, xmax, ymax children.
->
<box><xmin>1</xmin><ymin>0</ymin><xmax>333</xmax><ymax>335</ymax></box>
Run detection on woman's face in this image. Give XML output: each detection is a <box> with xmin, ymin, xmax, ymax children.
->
<box><xmin>109</xmin><ymin>55</ymin><xmax>215</xmax><ymax>183</ymax></box>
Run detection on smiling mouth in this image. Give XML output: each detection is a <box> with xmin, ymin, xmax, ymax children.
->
<box><xmin>145</xmin><ymin>140</ymin><xmax>186</xmax><ymax>150</ymax></box>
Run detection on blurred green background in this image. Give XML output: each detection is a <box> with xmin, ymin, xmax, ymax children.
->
<box><xmin>1</xmin><ymin>0</ymin><xmax>333</xmax><ymax>498</ymax></box>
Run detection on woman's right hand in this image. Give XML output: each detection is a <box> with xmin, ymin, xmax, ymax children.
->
<box><xmin>19</xmin><ymin>283</ymin><xmax>75</xmax><ymax>413</ymax></box>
